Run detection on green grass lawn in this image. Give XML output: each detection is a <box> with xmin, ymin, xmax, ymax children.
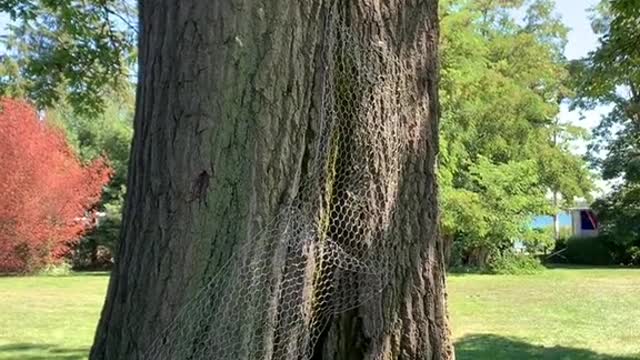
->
<box><xmin>449</xmin><ymin>266</ymin><xmax>640</xmax><ymax>359</ymax></box>
<box><xmin>0</xmin><ymin>267</ymin><xmax>639</xmax><ymax>359</ymax></box>
<box><xmin>0</xmin><ymin>274</ymin><xmax>108</xmax><ymax>360</ymax></box>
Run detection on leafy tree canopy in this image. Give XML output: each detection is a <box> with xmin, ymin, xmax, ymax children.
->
<box><xmin>573</xmin><ymin>0</ymin><xmax>640</xmax><ymax>247</ymax></box>
<box><xmin>440</xmin><ymin>0</ymin><xmax>594</xmax><ymax>266</ymax></box>
<box><xmin>0</xmin><ymin>0</ymin><xmax>136</xmax><ymax>115</ymax></box>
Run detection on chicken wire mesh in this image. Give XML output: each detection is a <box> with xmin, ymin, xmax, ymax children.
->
<box><xmin>144</xmin><ymin>9</ymin><xmax>411</xmax><ymax>360</ymax></box>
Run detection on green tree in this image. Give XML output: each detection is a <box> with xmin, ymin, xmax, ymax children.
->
<box><xmin>439</xmin><ymin>0</ymin><xmax>593</xmax><ymax>267</ymax></box>
<box><xmin>572</xmin><ymin>0</ymin><xmax>640</xmax><ymax>260</ymax></box>
<box><xmin>50</xmin><ymin>91</ymin><xmax>135</xmax><ymax>196</ymax></box>
<box><xmin>49</xmin><ymin>91</ymin><xmax>134</xmax><ymax>267</ymax></box>
<box><xmin>0</xmin><ymin>0</ymin><xmax>136</xmax><ymax>115</ymax></box>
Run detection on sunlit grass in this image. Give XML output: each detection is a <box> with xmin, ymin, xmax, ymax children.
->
<box><xmin>0</xmin><ymin>274</ymin><xmax>108</xmax><ymax>360</ymax></box>
<box><xmin>1</xmin><ymin>268</ymin><xmax>639</xmax><ymax>359</ymax></box>
<box><xmin>448</xmin><ymin>267</ymin><xmax>640</xmax><ymax>359</ymax></box>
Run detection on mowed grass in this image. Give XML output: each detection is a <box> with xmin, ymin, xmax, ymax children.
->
<box><xmin>0</xmin><ymin>268</ymin><xmax>639</xmax><ymax>359</ymax></box>
<box><xmin>0</xmin><ymin>274</ymin><xmax>108</xmax><ymax>360</ymax></box>
<box><xmin>448</xmin><ymin>267</ymin><xmax>640</xmax><ymax>359</ymax></box>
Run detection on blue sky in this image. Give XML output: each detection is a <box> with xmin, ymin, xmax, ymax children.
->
<box><xmin>0</xmin><ymin>13</ymin><xmax>6</xmax><ymax>35</ymax></box>
<box><xmin>552</xmin><ymin>0</ymin><xmax>613</xmax><ymax>195</ymax></box>
<box><xmin>556</xmin><ymin>0</ymin><xmax>600</xmax><ymax>61</ymax></box>
<box><xmin>511</xmin><ymin>0</ymin><xmax>605</xmax><ymax>135</ymax></box>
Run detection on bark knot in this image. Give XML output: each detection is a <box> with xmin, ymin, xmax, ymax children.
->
<box><xmin>191</xmin><ymin>170</ymin><xmax>211</xmax><ymax>207</ymax></box>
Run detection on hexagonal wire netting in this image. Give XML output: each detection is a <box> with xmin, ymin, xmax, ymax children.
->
<box><xmin>145</xmin><ymin>8</ymin><xmax>413</xmax><ymax>360</ymax></box>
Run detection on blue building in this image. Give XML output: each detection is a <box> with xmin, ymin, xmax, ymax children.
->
<box><xmin>532</xmin><ymin>208</ymin><xmax>599</xmax><ymax>238</ymax></box>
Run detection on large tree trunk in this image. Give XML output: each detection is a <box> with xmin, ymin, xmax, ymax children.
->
<box><xmin>91</xmin><ymin>1</ymin><xmax>452</xmax><ymax>359</ymax></box>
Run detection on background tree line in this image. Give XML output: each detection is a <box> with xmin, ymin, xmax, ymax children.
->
<box><xmin>0</xmin><ymin>0</ymin><xmax>637</xmax><ymax>273</ymax></box>
<box><xmin>0</xmin><ymin>0</ymin><xmax>135</xmax><ymax>271</ymax></box>
<box><xmin>571</xmin><ymin>0</ymin><xmax>640</xmax><ymax>265</ymax></box>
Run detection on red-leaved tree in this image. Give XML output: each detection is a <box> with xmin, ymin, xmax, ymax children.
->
<box><xmin>0</xmin><ymin>98</ymin><xmax>112</xmax><ymax>273</ymax></box>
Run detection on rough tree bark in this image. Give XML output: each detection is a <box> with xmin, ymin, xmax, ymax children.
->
<box><xmin>91</xmin><ymin>0</ymin><xmax>453</xmax><ymax>359</ymax></box>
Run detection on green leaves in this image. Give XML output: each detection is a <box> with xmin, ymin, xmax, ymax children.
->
<box><xmin>572</xmin><ymin>0</ymin><xmax>640</xmax><ymax>247</ymax></box>
<box><xmin>0</xmin><ymin>0</ymin><xmax>136</xmax><ymax>115</ymax></box>
<box><xmin>440</xmin><ymin>0</ymin><xmax>593</xmax><ymax>264</ymax></box>
<box><xmin>443</xmin><ymin>159</ymin><xmax>548</xmax><ymax>246</ymax></box>
<box><xmin>49</xmin><ymin>90</ymin><xmax>134</xmax><ymax>199</ymax></box>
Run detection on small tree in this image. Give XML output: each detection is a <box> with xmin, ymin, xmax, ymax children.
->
<box><xmin>0</xmin><ymin>98</ymin><xmax>112</xmax><ymax>273</ymax></box>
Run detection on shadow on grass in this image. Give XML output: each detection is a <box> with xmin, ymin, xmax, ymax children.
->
<box><xmin>455</xmin><ymin>334</ymin><xmax>639</xmax><ymax>360</ymax></box>
<box><xmin>0</xmin><ymin>343</ymin><xmax>88</xmax><ymax>360</ymax></box>
<box><xmin>544</xmin><ymin>263</ymin><xmax>640</xmax><ymax>270</ymax></box>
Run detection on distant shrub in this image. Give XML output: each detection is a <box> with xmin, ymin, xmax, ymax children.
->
<box><xmin>37</xmin><ymin>261</ymin><xmax>72</xmax><ymax>276</ymax></box>
<box><xmin>450</xmin><ymin>252</ymin><xmax>544</xmax><ymax>275</ymax></box>
<box><xmin>563</xmin><ymin>235</ymin><xmax>615</xmax><ymax>265</ymax></box>
<box><xmin>520</xmin><ymin>227</ymin><xmax>555</xmax><ymax>254</ymax></box>
<box><xmin>488</xmin><ymin>252</ymin><xmax>544</xmax><ymax>275</ymax></box>
<box><xmin>549</xmin><ymin>235</ymin><xmax>640</xmax><ymax>266</ymax></box>
<box><xmin>71</xmin><ymin>242</ymin><xmax>115</xmax><ymax>271</ymax></box>
<box><xmin>70</xmin><ymin>217</ymin><xmax>119</xmax><ymax>270</ymax></box>
<box><xmin>447</xmin><ymin>265</ymin><xmax>485</xmax><ymax>274</ymax></box>
<box><xmin>627</xmin><ymin>246</ymin><xmax>640</xmax><ymax>266</ymax></box>
<box><xmin>546</xmin><ymin>235</ymin><xmax>640</xmax><ymax>266</ymax></box>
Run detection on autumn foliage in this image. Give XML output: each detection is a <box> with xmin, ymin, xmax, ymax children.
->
<box><xmin>0</xmin><ymin>98</ymin><xmax>112</xmax><ymax>273</ymax></box>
